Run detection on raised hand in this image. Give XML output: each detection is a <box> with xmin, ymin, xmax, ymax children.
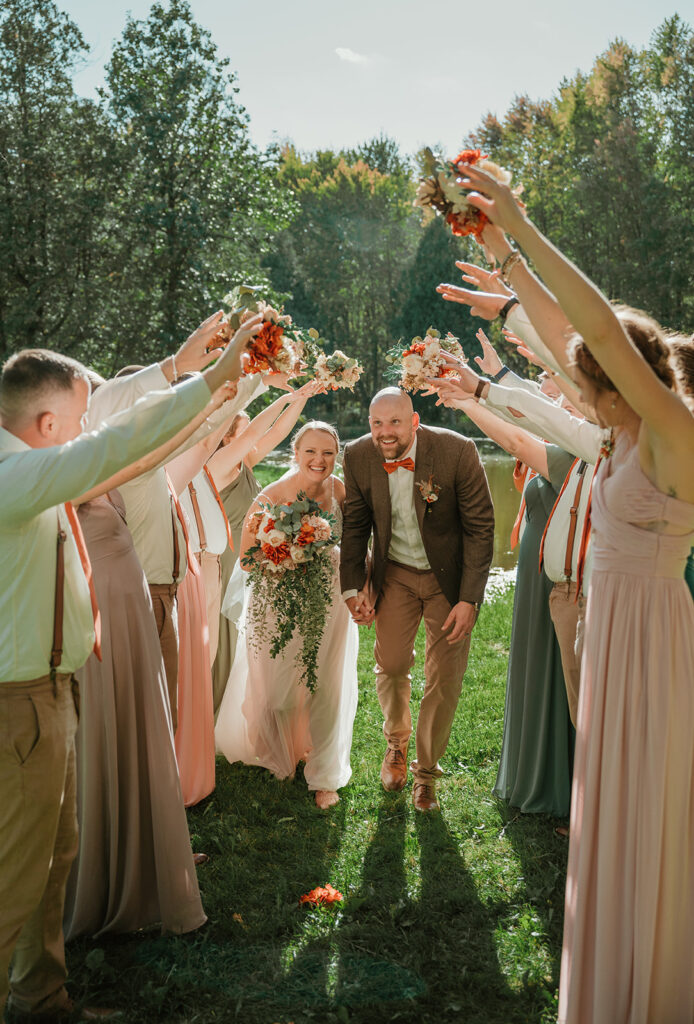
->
<box><xmin>474</xmin><ymin>328</ymin><xmax>503</xmax><ymax>376</ymax></box>
<box><xmin>436</xmin><ymin>283</ymin><xmax>509</xmax><ymax>321</ymax></box>
<box><xmin>457</xmin><ymin>162</ymin><xmax>527</xmax><ymax>237</ymax></box>
<box><xmin>262</xmin><ymin>369</ymin><xmax>297</xmax><ymax>392</ymax></box>
<box><xmin>209</xmin><ymin>379</ymin><xmax>239</xmax><ymax>410</ymax></box>
<box><xmin>202</xmin><ymin>313</ymin><xmax>263</xmax><ymax>392</ymax></box>
<box><xmin>502</xmin><ymin>326</ymin><xmax>546</xmax><ymax>368</ymax></box>
<box><xmin>175</xmin><ymin>311</ymin><xmax>227</xmax><ymax>375</ymax></box>
<box><xmin>288</xmin><ymin>379</ymin><xmax>328</xmax><ymax>401</ymax></box>
<box><xmin>456</xmin><ymin>261</ymin><xmax>513</xmax><ymax>298</ymax></box>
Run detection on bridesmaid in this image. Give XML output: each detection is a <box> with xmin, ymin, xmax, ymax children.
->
<box><xmin>459</xmin><ymin>160</ymin><xmax>694</xmax><ymax>1024</ymax></box>
<box><xmin>209</xmin><ymin>381</ymin><xmax>325</xmax><ymax>712</ymax></box>
<box><xmin>65</xmin><ymin>490</ymin><xmax>206</xmax><ymax>938</ymax></box>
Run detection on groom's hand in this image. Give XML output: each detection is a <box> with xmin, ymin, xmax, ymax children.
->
<box><xmin>346</xmin><ymin>592</ymin><xmax>375</xmax><ymax>626</ymax></box>
<box><xmin>441</xmin><ymin>601</ymin><xmax>478</xmax><ymax>644</ymax></box>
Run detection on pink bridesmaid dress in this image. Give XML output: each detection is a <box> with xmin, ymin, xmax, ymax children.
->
<box><xmin>174</xmin><ymin>539</ymin><xmax>216</xmax><ymax>807</ymax></box>
<box><xmin>559</xmin><ymin>432</ymin><xmax>694</xmax><ymax>1024</ymax></box>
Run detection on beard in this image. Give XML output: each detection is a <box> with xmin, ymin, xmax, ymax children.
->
<box><xmin>371</xmin><ymin>434</ymin><xmax>413</xmax><ymax>461</ymax></box>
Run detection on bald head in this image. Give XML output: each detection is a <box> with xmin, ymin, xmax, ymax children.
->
<box><xmin>369</xmin><ymin>387</ymin><xmax>413</xmax><ymax>416</ymax></box>
<box><xmin>369</xmin><ymin>387</ymin><xmax>419</xmax><ymax>461</ymax></box>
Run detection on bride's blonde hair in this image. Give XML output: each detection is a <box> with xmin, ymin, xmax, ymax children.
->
<box><xmin>290</xmin><ymin>420</ymin><xmax>340</xmax><ymax>462</ymax></box>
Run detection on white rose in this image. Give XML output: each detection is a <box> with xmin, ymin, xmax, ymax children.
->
<box><xmin>402</xmin><ymin>353</ymin><xmax>424</xmax><ymax>373</ymax></box>
<box><xmin>290</xmin><ymin>545</ymin><xmax>309</xmax><ymax>563</ymax></box>
<box><xmin>264</xmin><ymin>529</ymin><xmax>287</xmax><ymax>548</ymax></box>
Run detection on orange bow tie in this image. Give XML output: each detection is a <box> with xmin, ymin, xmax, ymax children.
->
<box><xmin>383</xmin><ymin>457</ymin><xmax>415</xmax><ymax>474</ymax></box>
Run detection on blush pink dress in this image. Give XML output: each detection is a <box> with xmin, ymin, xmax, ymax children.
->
<box><xmin>559</xmin><ymin>432</ymin><xmax>694</xmax><ymax>1024</ymax></box>
<box><xmin>175</xmin><ymin>553</ymin><xmax>215</xmax><ymax>807</ymax></box>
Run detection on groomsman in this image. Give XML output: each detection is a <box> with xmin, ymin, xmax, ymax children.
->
<box><xmin>0</xmin><ymin>317</ymin><xmax>252</xmax><ymax>1021</ymax></box>
<box><xmin>340</xmin><ymin>388</ymin><xmax>494</xmax><ymax>811</ymax></box>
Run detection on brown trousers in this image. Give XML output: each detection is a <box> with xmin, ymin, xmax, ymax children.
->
<box><xmin>0</xmin><ymin>674</ymin><xmax>79</xmax><ymax>1017</ymax></box>
<box><xmin>149</xmin><ymin>583</ymin><xmax>179</xmax><ymax>732</ymax></box>
<box><xmin>373</xmin><ymin>561</ymin><xmax>471</xmax><ymax>784</ymax></box>
<box><xmin>549</xmin><ymin>581</ymin><xmax>585</xmax><ymax>726</ymax></box>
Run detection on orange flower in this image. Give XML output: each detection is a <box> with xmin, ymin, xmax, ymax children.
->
<box><xmin>452</xmin><ymin>148</ymin><xmax>488</xmax><ymax>168</ymax></box>
<box><xmin>247</xmin><ymin>321</ymin><xmax>285</xmax><ymax>373</ymax></box>
<box><xmin>446</xmin><ymin>210</ymin><xmax>488</xmax><ymax>239</ymax></box>
<box><xmin>299</xmin><ymin>883</ymin><xmax>343</xmax><ymax>906</ymax></box>
<box><xmin>262</xmin><ymin>517</ymin><xmax>276</xmax><ymax>534</ymax></box>
<box><xmin>295</xmin><ymin>523</ymin><xmax>316</xmax><ymax>547</ymax></box>
<box><xmin>262</xmin><ymin>542</ymin><xmax>290</xmax><ymax>564</ymax></box>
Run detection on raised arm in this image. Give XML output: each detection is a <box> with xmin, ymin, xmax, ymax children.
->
<box><xmin>246</xmin><ymin>380</ymin><xmax>326</xmax><ymax>467</ymax></box>
<box><xmin>460</xmin><ymin>162</ymin><xmax>694</xmax><ymax>494</ymax></box>
<box><xmin>74</xmin><ymin>382</ymin><xmax>237</xmax><ymax>505</ymax></box>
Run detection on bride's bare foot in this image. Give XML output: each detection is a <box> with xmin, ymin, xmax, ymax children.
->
<box><xmin>314</xmin><ymin>790</ymin><xmax>339</xmax><ymax>809</ymax></box>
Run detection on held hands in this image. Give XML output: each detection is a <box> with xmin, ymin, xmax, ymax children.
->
<box><xmin>346</xmin><ymin>591</ymin><xmax>375</xmax><ymax>626</ymax></box>
<box><xmin>441</xmin><ymin>601</ymin><xmax>478</xmax><ymax>644</ymax></box>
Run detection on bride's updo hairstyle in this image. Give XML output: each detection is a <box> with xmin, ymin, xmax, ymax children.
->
<box><xmin>568</xmin><ymin>306</ymin><xmax>674</xmax><ymax>394</ymax></box>
<box><xmin>291</xmin><ymin>420</ymin><xmax>340</xmax><ymax>462</ymax></box>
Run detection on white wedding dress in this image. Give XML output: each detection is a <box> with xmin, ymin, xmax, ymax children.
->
<box><xmin>214</xmin><ymin>495</ymin><xmax>359</xmax><ymax>792</ymax></box>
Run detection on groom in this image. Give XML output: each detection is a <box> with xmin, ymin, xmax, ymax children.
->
<box><xmin>340</xmin><ymin>387</ymin><xmax>494</xmax><ymax>811</ymax></box>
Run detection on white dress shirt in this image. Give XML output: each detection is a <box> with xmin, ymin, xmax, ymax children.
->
<box><xmin>542</xmin><ymin>458</ymin><xmax>596</xmax><ymax>583</ymax></box>
<box><xmin>0</xmin><ymin>376</ymin><xmax>211</xmax><ymax>681</ymax></box>
<box><xmin>506</xmin><ymin>305</ymin><xmax>573</xmax><ymax>386</ymax></box>
<box><xmin>483</xmin><ymin>378</ymin><xmax>606</xmax><ymax>465</ymax></box>
<box><xmin>385</xmin><ymin>435</ymin><xmax>430</xmax><ymax>570</ymax></box>
<box><xmin>179</xmin><ymin>470</ymin><xmax>229</xmax><ymax>556</ymax></box>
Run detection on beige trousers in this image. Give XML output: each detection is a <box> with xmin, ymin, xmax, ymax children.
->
<box><xmin>149</xmin><ymin>583</ymin><xmax>179</xmax><ymax>732</ymax></box>
<box><xmin>198</xmin><ymin>551</ymin><xmax>222</xmax><ymax>667</ymax></box>
<box><xmin>549</xmin><ymin>581</ymin><xmax>585</xmax><ymax>726</ymax></box>
<box><xmin>0</xmin><ymin>674</ymin><xmax>79</xmax><ymax>1017</ymax></box>
<box><xmin>373</xmin><ymin>561</ymin><xmax>471</xmax><ymax>785</ymax></box>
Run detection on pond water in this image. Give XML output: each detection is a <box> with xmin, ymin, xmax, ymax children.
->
<box><xmin>258</xmin><ymin>441</ymin><xmax>520</xmax><ymax>571</ymax></box>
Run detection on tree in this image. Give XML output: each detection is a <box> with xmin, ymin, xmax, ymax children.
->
<box><xmin>99</xmin><ymin>0</ymin><xmax>293</xmax><ymax>369</ymax></box>
<box><xmin>0</xmin><ymin>0</ymin><xmax>113</xmax><ymax>362</ymax></box>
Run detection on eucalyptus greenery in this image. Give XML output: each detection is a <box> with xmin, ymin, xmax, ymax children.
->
<box><xmin>241</xmin><ymin>494</ymin><xmax>337</xmax><ymax>694</ymax></box>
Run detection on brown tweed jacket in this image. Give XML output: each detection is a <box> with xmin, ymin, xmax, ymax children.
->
<box><xmin>340</xmin><ymin>424</ymin><xmax>495</xmax><ymax>608</ymax></box>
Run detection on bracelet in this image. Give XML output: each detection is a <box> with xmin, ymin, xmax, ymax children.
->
<box><xmin>474</xmin><ymin>378</ymin><xmax>489</xmax><ymax>401</ymax></box>
<box><xmin>500</xmin><ymin>250</ymin><xmax>523</xmax><ymax>284</ymax></box>
<box><xmin>170</xmin><ymin>354</ymin><xmax>178</xmax><ymax>382</ymax></box>
<box><xmin>498</xmin><ymin>296</ymin><xmax>520</xmax><ymax>323</ymax></box>
<box><xmin>492</xmin><ymin>365</ymin><xmax>510</xmax><ymax>382</ymax></box>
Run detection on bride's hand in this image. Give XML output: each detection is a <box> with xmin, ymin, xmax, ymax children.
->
<box><xmin>458</xmin><ymin>162</ymin><xmax>527</xmax><ymax>238</ymax></box>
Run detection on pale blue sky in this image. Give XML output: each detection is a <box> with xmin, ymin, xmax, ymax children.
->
<box><xmin>61</xmin><ymin>0</ymin><xmax>694</xmax><ymax>155</ymax></box>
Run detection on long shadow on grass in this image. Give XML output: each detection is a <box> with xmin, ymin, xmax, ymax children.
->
<box><xmin>496</xmin><ymin>802</ymin><xmax>570</xmax><ymax>988</ymax></box>
<box><xmin>66</xmin><ymin>762</ymin><xmax>350</xmax><ymax>1023</ymax></box>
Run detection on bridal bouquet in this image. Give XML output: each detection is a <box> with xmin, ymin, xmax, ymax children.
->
<box><xmin>241</xmin><ymin>493</ymin><xmax>337</xmax><ymax>693</ymax></box>
<box><xmin>313</xmin><ymin>350</ymin><xmax>363</xmax><ymax>391</ymax></box>
<box><xmin>414</xmin><ymin>147</ymin><xmax>520</xmax><ymax>240</ymax></box>
<box><xmin>386</xmin><ymin>328</ymin><xmax>467</xmax><ymax>393</ymax></box>
<box><xmin>213</xmin><ymin>286</ymin><xmax>308</xmax><ymax>376</ymax></box>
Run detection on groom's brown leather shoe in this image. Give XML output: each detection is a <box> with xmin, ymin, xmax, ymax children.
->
<box><xmin>380</xmin><ymin>747</ymin><xmax>407</xmax><ymax>791</ymax></box>
<box><xmin>413</xmin><ymin>782</ymin><xmax>439</xmax><ymax>812</ymax></box>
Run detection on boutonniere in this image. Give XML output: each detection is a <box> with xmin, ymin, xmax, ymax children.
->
<box><xmin>416</xmin><ymin>475</ymin><xmax>441</xmax><ymax>513</ymax></box>
<box><xmin>599</xmin><ymin>428</ymin><xmax>615</xmax><ymax>460</ymax></box>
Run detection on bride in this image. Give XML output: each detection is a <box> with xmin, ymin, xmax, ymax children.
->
<box><xmin>214</xmin><ymin>421</ymin><xmax>359</xmax><ymax>809</ymax></box>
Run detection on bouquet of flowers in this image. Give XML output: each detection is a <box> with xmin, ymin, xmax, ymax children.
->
<box><xmin>313</xmin><ymin>350</ymin><xmax>363</xmax><ymax>391</ymax></box>
<box><xmin>241</xmin><ymin>492</ymin><xmax>337</xmax><ymax>693</ymax></box>
<box><xmin>414</xmin><ymin>147</ymin><xmax>520</xmax><ymax>240</ymax></box>
<box><xmin>213</xmin><ymin>286</ymin><xmax>307</xmax><ymax>376</ymax></box>
<box><xmin>386</xmin><ymin>328</ymin><xmax>467</xmax><ymax>393</ymax></box>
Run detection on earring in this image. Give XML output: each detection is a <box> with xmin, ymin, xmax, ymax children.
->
<box><xmin>611</xmin><ymin>397</ymin><xmax>617</xmax><ymax>409</ymax></box>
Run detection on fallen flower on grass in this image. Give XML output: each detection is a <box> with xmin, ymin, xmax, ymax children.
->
<box><xmin>299</xmin><ymin>884</ymin><xmax>343</xmax><ymax>906</ymax></box>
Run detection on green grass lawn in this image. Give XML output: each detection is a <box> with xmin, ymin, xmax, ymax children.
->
<box><xmin>65</xmin><ymin>584</ymin><xmax>570</xmax><ymax>1024</ymax></box>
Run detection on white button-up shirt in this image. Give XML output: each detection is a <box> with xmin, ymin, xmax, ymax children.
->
<box><xmin>0</xmin><ymin>376</ymin><xmax>211</xmax><ymax>681</ymax></box>
<box><xmin>385</xmin><ymin>435</ymin><xmax>430</xmax><ymax>570</ymax></box>
<box><xmin>179</xmin><ymin>470</ymin><xmax>229</xmax><ymax>556</ymax></box>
